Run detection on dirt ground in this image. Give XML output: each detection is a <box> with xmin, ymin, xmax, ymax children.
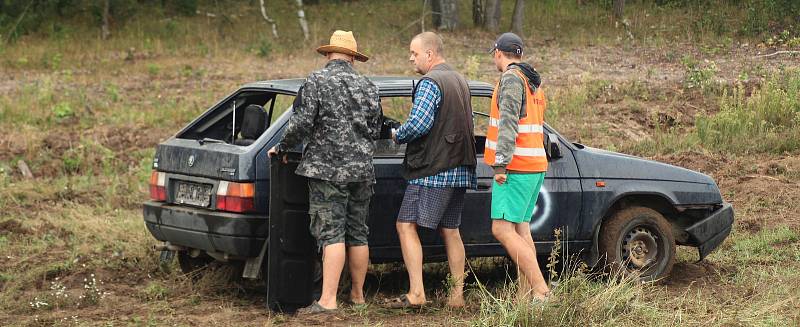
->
<box><xmin>1</xmin><ymin>35</ymin><xmax>799</xmax><ymax>326</ymax></box>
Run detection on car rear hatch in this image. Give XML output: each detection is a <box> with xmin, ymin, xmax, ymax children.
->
<box><xmin>144</xmin><ymin>86</ymin><xmax>298</xmax><ymax>257</ymax></box>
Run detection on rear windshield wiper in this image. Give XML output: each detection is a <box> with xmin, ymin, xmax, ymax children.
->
<box><xmin>198</xmin><ymin>138</ymin><xmax>226</xmax><ymax>145</ymax></box>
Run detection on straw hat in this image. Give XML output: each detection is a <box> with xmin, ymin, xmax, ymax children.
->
<box><xmin>316</xmin><ymin>30</ymin><xmax>369</xmax><ymax>62</ymax></box>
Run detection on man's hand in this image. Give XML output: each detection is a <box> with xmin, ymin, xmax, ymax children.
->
<box><xmin>391</xmin><ymin>128</ymin><xmax>398</xmax><ymax>144</ymax></box>
<box><xmin>494</xmin><ymin>173</ymin><xmax>507</xmax><ymax>185</ymax></box>
<box><xmin>268</xmin><ymin>146</ymin><xmax>288</xmax><ymax>164</ymax></box>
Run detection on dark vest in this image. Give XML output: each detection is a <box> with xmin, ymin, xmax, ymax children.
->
<box><xmin>402</xmin><ymin>63</ymin><xmax>477</xmax><ymax>180</ymax></box>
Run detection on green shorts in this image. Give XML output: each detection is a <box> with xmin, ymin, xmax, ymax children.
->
<box><xmin>490</xmin><ymin>172</ymin><xmax>545</xmax><ymax>223</ymax></box>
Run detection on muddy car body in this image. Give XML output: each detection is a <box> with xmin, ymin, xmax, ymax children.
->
<box><xmin>143</xmin><ymin>77</ymin><xmax>734</xmax><ymax>310</ymax></box>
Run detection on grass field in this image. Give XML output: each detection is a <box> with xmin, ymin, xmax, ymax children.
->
<box><xmin>1</xmin><ymin>0</ymin><xmax>800</xmax><ymax>326</ymax></box>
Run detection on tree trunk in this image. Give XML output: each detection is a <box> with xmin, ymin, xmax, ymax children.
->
<box><xmin>296</xmin><ymin>0</ymin><xmax>309</xmax><ymax>40</ymax></box>
<box><xmin>473</xmin><ymin>0</ymin><xmax>485</xmax><ymax>27</ymax></box>
<box><xmin>432</xmin><ymin>0</ymin><xmax>458</xmax><ymax>30</ymax></box>
<box><xmin>101</xmin><ymin>0</ymin><xmax>111</xmax><ymax>40</ymax></box>
<box><xmin>613</xmin><ymin>0</ymin><xmax>625</xmax><ymax>21</ymax></box>
<box><xmin>510</xmin><ymin>0</ymin><xmax>524</xmax><ymax>37</ymax></box>
<box><xmin>485</xmin><ymin>0</ymin><xmax>501</xmax><ymax>32</ymax></box>
<box><xmin>431</xmin><ymin>0</ymin><xmax>442</xmax><ymax>28</ymax></box>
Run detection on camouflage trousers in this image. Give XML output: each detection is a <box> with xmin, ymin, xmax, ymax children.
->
<box><xmin>308</xmin><ymin>178</ymin><xmax>374</xmax><ymax>249</ymax></box>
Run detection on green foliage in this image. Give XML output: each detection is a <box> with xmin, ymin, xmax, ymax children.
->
<box><xmin>681</xmin><ymin>56</ymin><xmax>718</xmax><ymax>91</ymax></box>
<box><xmin>51</xmin><ymin>102</ymin><xmax>73</xmax><ymax>120</ymax></box>
<box><xmin>696</xmin><ymin>69</ymin><xmax>800</xmax><ymax>154</ymax></box>
<box><xmin>105</xmin><ymin>83</ymin><xmax>121</xmax><ymax>102</ymax></box>
<box><xmin>257</xmin><ymin>38</ymin><xmax>272</xmax><ymax>58</ymax></box>
<box><xmin>730</xmin><ymin>227</ymin><xmax>800</xmax><ymax>265</ymax></box>
<box><xmin>742</xmin><ymin>0</ymin><xmax>800</xmax><ymax>35</ymax></box>
<box><xmin>766</xmin><ymin>29</ymin><xmax>800</xmax><ymax>48</ymax></box>
<box><xmin>40</xmin><ymin>52</ymin><xmax>63</xmax><ymax>70</ymax></box>
<box><xmin>172</xmin><ymin>0</ymin><xmax>198</xmax><ymax>16</ymax></box>
<box><xmin>464</xmin><ymin>55</ymin><xmax>481</xmax><ymax>80</ymax></box>
<box><xmin>693</xmin><ymin>8</ymin><xmax>730</xmax><ymax>36</ymax></box>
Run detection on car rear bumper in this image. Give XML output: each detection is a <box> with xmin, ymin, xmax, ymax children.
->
<box><xmin>142</xmin><ymin>201</ymin><xmax>268</xmax><ymax>257</ymax></box>
<box><xmin>685</xmin><ymin>202</ymin><xmax>734</xmax><ymax>260</ymax></box>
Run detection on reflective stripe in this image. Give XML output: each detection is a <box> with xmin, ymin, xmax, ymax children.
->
<box><xmin>518</xmin><ymin>124</ymin><xmax>543</xmax><ymax>133</ymax></box>
<box><xmin>514</xmin><ymin>147</ymin><xmax>547</xmax><ymax>157</ymax></box>
<box><xmin>485</xmin><ymin>140</ymin><xmax>547</xmax><ymax>157</ymax></box>
<box><xmin>488</xmin><ymin>118</ymin><xmax>542</xmax><ymax>134</ymax></box>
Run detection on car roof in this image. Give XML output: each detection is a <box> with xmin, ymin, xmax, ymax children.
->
<box><xmin>241</xmin><ymin>76</ymin><xmax>495</xmax><ymax>97</ymax></box>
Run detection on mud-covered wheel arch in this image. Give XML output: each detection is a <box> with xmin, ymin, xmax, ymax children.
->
<box><xmin>598</xmin><ymin>206</ymin><xmax>676</xmax><ymax>281</ymax></box>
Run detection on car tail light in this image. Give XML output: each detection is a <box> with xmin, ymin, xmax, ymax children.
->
<box><xmin>216</xmin><ymin>181</ymin><xmax>255</xmax><ymax>213</ymax></box>
<box><xmin>149</xmin><ymin>171</ymin><xmax>166</xmax><ymax>201</ymax></box>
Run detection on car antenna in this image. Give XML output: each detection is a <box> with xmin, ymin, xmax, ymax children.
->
<box><xmin>231</xmin><ymin>100</ymin><xmax>236</xmax><ymax>143</ymax></box>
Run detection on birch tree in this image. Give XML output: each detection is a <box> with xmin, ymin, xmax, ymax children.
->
<box><xmin>296</xmin><ymin>0</ymin><xmax>309</xmax><ymax>40</ymax></box>
<box><xmin>259</xmin><ymin>0</ymin><xmax>278</xmax><ymax>38</ymax></box>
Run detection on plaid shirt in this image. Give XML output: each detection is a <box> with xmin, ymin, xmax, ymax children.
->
<box><xmin>396</xmin><ymin>79</ymin><xmax>477</xmax><ymax>189</ymax></box>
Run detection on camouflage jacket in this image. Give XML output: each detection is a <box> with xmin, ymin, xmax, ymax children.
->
<box><xmin>494</xmin><ymin>63</ymin><xmax>541</xmax><ymax>172</ymax></box>
<box><xmin>278</xmin><ymin>59</ymin><xmax>382</xmax><ymax>183</ymax></box>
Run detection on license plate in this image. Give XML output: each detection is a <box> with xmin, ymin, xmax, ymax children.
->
<box><xmin>175</xmin><ymin>181</ymin><xmax>213</xmax><ymax>207</ymax></box>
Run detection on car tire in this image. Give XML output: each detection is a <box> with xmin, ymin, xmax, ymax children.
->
<box><xmin>599</xmin><ymin>206</ymin><xmax>676</xmax><ymax>281</ymax></box>
<box><xmin>177</xmin><ymin>251</ymin><xmax>214</xmax><ymax>275</ymax></box>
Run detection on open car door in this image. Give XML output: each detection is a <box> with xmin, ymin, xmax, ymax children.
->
<box><xmin>266</xmin><ymin>153</ymin><xmax>316</xmax><ymax>311</ymax></box>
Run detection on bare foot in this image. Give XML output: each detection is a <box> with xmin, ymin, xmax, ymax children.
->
<box><xmin>532</xmin><ymin>291</ymin><xmax>551</xmax><ymax>302</ymax></box>
<box><xmin>404</xmin><ymin>292</ymin><xmax>427</xmax><ymax>306</ymax></box>
<box><xmin>446</xmin><ymin>295</ymin><xmax>465</xmax><ymax>308</ymax></box>
<box><xmin>349</xmin><ymin>291</ymin><xmax>365</xmax><ymax>305</ymax></box>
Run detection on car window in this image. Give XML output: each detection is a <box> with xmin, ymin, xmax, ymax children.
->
<box><xmin>177</xmin><ymin>90</ymin><xmax>275</xmax><ymax>143</ymax></box>
<box><xmin>381</xmin><ymin>96</ymin><xmax>412</xmax><ymax>122</ymax></box>
<box><xmin>271</xmin><ymin>94</ymin><xmax>295</xmax><ymax>124</ymax></box>
<box><xmin>373</xmin><ymin>95</ymin><xmax>492</xmax><ymax>157</ymax></box>
<box><xmin>374</xmin><ymin>96</ymin><xmax>411</xmax><ymax>157</ymax></box>
<box><xmin>472</xmin><ymin>96</ymin><xmax>491</xmax><ymax>136</ymax></box>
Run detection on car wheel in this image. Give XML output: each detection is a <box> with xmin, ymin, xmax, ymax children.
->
<box><xmin>599</xmin><ymin>206</ymin><xmax>676</xmax><ymax>281</ymax></box>
<box><xmin>177</xmin><ymin>251</ymin><xmax>214</xmax><ymax>275</ymax></box>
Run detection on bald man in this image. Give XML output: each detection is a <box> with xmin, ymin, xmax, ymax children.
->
<box><xmin>385</xmin><ymin>32</ymin><xmax>477</xmax><ymax>309</ymax></box>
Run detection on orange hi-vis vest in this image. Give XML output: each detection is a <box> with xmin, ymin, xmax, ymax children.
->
<box><xmin>484</xmin><ymin>69</ymin><xmax>548</xmax><ymax>172</ymax></box>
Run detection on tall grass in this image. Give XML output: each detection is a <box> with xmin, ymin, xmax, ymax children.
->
<box><xmin>696</xmin><ymin>69</ymin><xmax>800</xmax><ymax>154</ymax></box>
<box><xmin>620</xmin><ymin>69</ymin><xmax>800</xmax><ymax>156</ymax></box>
<box><xmin>469</xmin><ymin>231</ymin><xmax>662</xmax><ymax>327</ymax></box>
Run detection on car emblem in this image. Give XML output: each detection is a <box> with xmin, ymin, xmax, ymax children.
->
<box><xmin>188</xmin><ymin>155</ymin><xmax>195</xmax><ymax>167</ymax></box>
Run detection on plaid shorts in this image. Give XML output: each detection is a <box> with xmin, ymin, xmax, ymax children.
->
<box><xmin>397</xmin><ymin>185</ymin><xmax>466</xmax><ymax>229</ymax></box>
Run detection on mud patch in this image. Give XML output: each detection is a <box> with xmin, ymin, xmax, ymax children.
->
<box><xmin>38</xmin><ymin>221</ymin><xmax>74</xmax><ymax>240</ymax></box>
<box><xmin>0</xmin><ymin>219</ymin><xmax>30</xmax><ymax>236</ymax></box>
<box><xmin>664</xmin><ymin>261</ymin><xmax>734</xmax><ymax>289</ymax></box>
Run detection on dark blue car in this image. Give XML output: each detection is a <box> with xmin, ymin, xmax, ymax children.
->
<box><xmin>143</xmin><ymin>77</ymin><xmax>734</xmax><ymax>310</ymax></box>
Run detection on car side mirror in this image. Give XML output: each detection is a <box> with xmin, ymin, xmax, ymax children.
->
<box><xmin>545</xmin><ymin>133</ymin><xmax>562</xmax><ymax>159</ymax></box>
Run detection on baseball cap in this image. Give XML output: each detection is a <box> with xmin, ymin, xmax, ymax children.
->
<box><xmin>489</xmin><ymin>32</ymin><xmax>524</xmax><ymax>55</ymax></box>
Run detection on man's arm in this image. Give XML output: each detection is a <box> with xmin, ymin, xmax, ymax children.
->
<box><xmin>394</xmin><ymin>79</ymin><xmax>441</xmax><ymax>144</ymax></box>
<box><xmin>493</xmin><ymin>72</ymin><xmax>525</xmax><ymax>174</ymax></box>
<box><xmin>367</xmin><ymin>84</ymin><xmax>383</xmax><ymax>140</ymax></box>
<box><xmin>278</xmin><ymin>80</ymin><xmax>319</xmax><ymax>151</ymax></box>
